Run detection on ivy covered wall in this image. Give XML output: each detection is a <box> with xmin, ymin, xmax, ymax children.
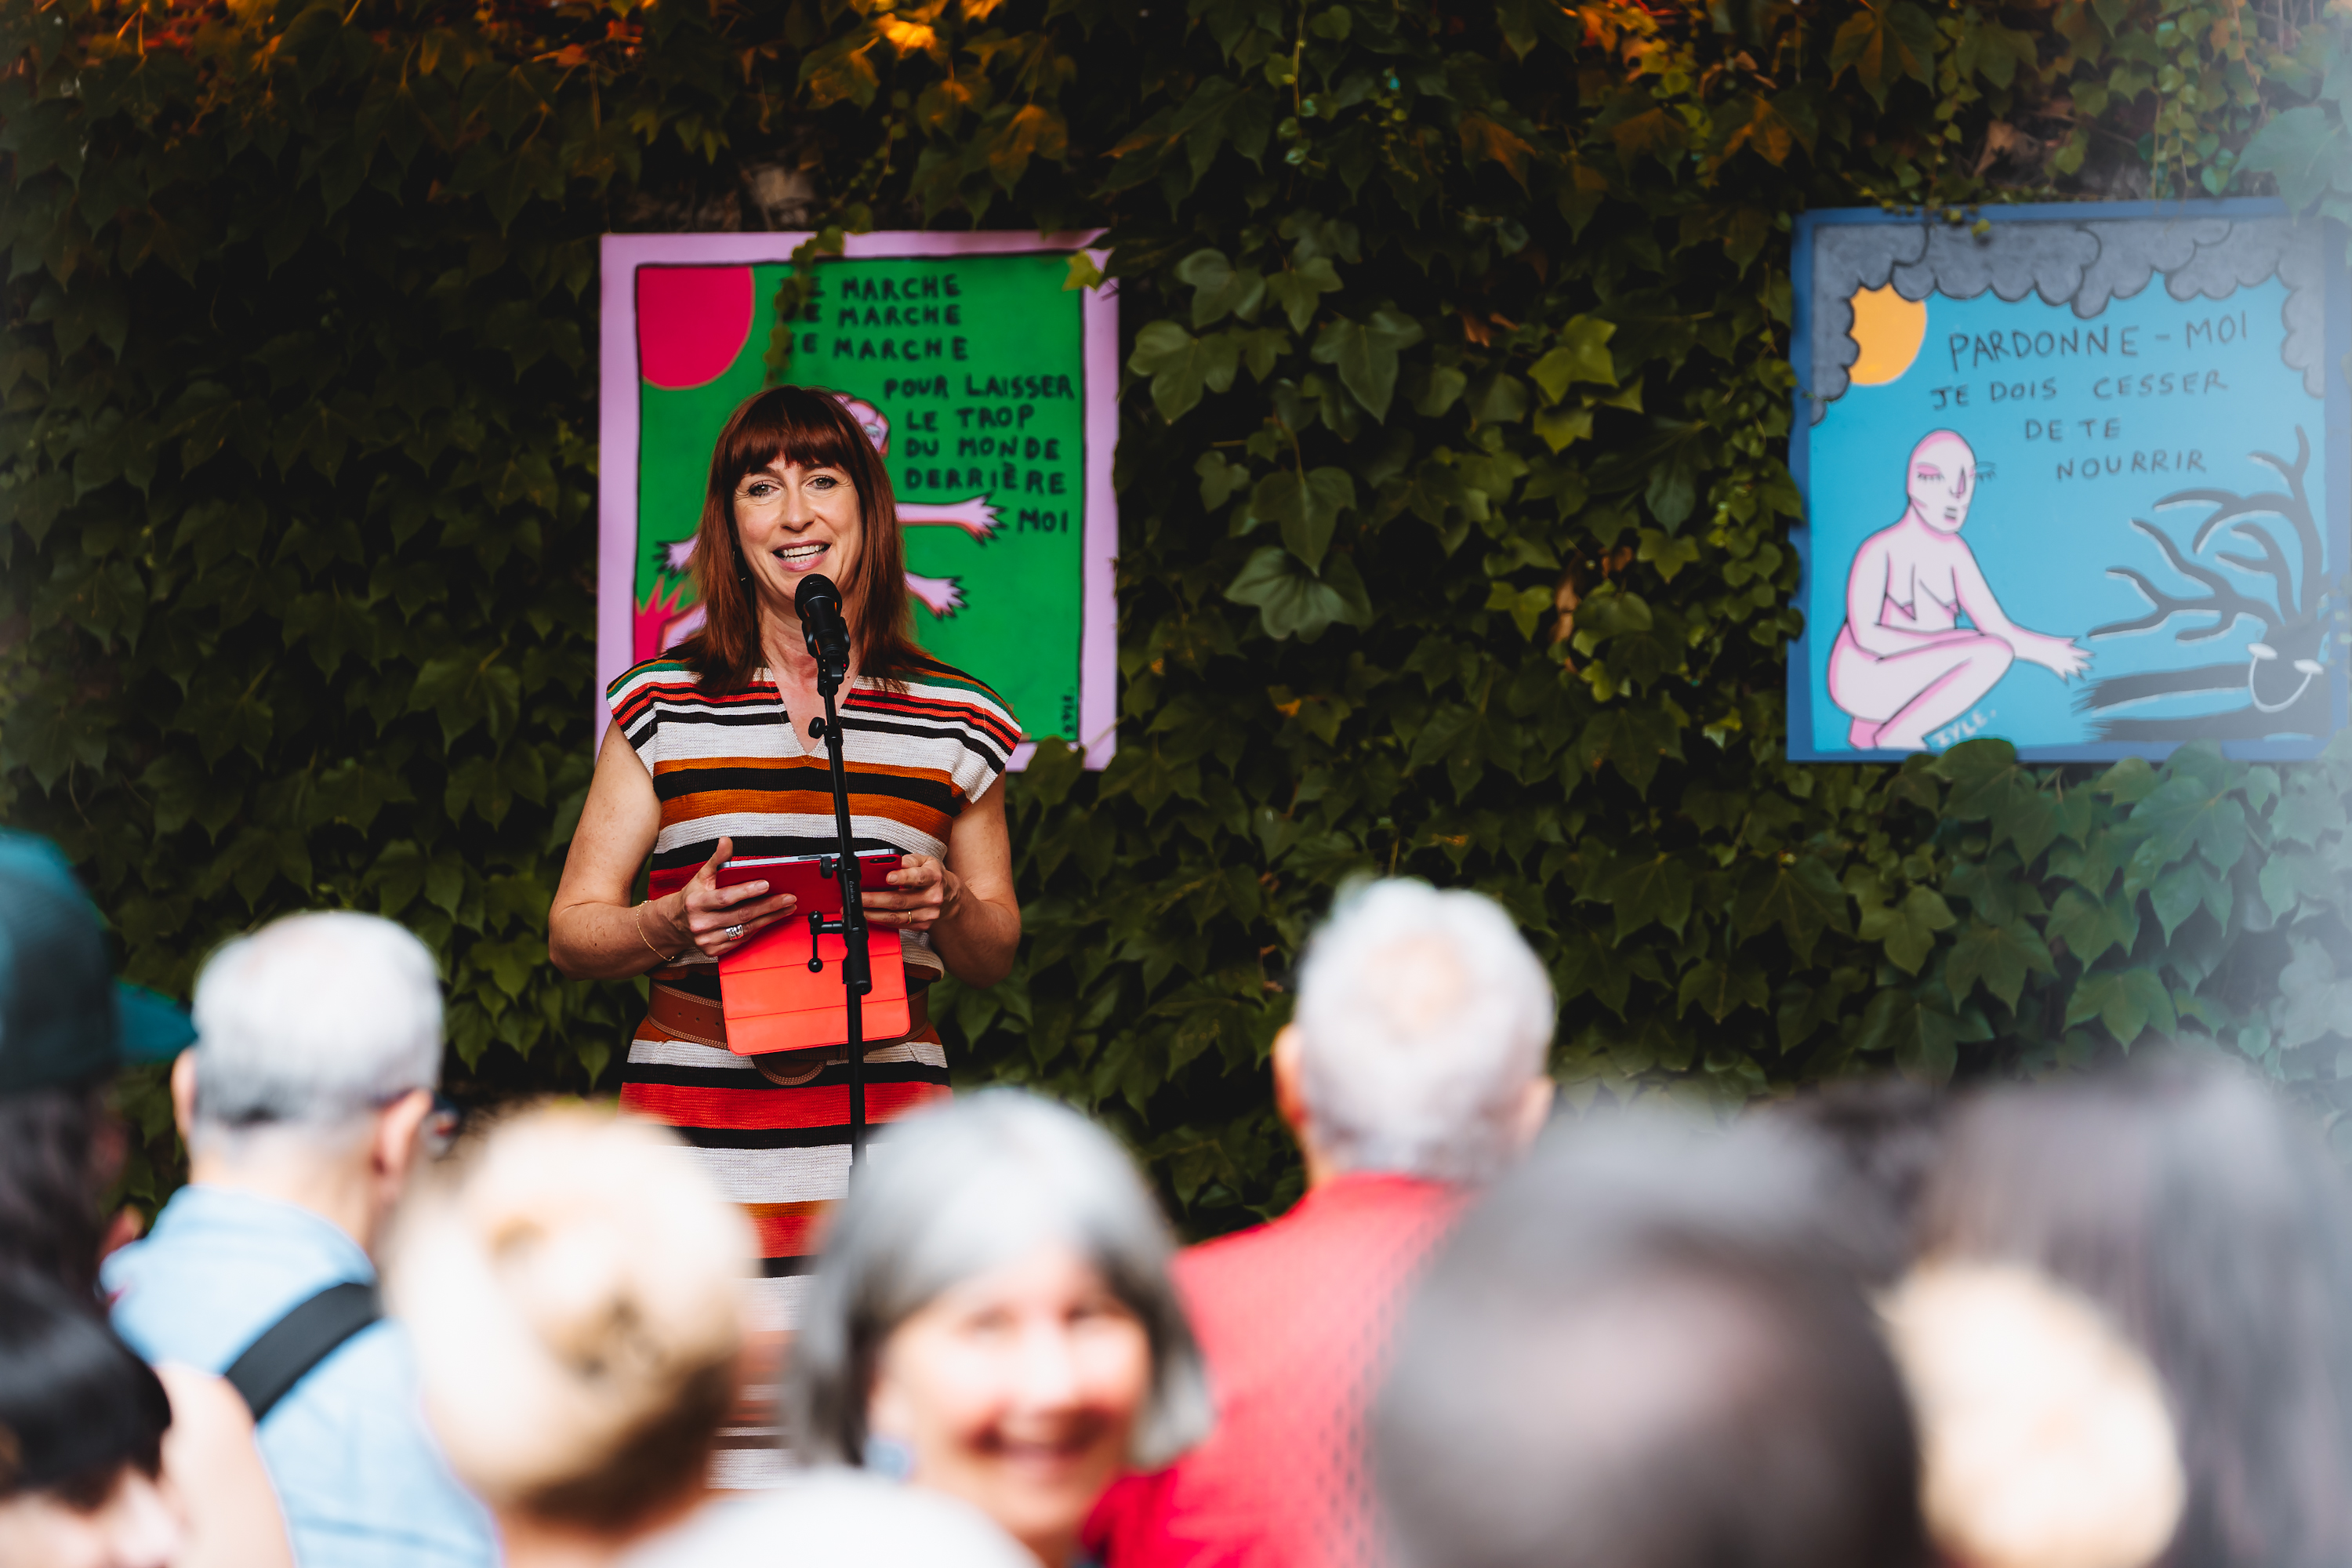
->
<box><xmin>5</xmin><ymin>0</ymin><xmax>2350</xmax><ymax>1227</ymax></box>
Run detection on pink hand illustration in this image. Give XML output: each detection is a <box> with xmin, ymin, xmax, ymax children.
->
<box><xmin>906</xmin><ymin>572</ymin><xmax>965</xmax><ymax>619</ymax></box>
<box><xmin>896</xmin><ymin>495</ymin><xmax>1001</xmax><ymax>541</ymax></box>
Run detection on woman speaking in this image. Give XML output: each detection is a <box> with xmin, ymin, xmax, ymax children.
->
<box><xmin>550</xmin><ymin>385</ymin><xmax>1022</xmax><ymax>1308</ymax></box>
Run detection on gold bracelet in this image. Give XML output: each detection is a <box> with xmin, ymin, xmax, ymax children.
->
<box><xmin>633</xmin><ymin>901</ymin><xmax>684</xmax><ymax>964</ymax></box>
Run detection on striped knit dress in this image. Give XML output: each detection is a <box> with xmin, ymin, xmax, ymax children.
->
<box><xmin>606</xmin><ymin>650</ymin><xmax>1019</xmax><ymax>1338</ymax></box>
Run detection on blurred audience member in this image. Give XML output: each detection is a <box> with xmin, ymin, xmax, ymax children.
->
<box><xmin>0</xmin><ymin>1268</ymin><xmax>180</xmax><ymax>1568</ymax></box>
<box><xmin>1778</xmin><ymin>1073</ymin><xmax>1947</xmax><ymax>1283</ymax></box>
<box><xmin>1918</xmin><ymin>1056</ymin><xmax>2352</xmax><ymax>1568</ymax></box>
<box><xmin>103</xmin><ymin>912</ymin><xmax>495</xmax><ymax>1567</ymax></box>
<box><xmin>627</xmin><ymin>1465</ymin><xmax>1036</xmax><ymax>1568</ymax></box>
<box><xmin>1091</xmin><ymin>879</ymin><xmax>1555</xmax><ymax>1568</ymax></box>
<box><xmin>1373</xmin><ymin>1114</ymin><xmax>1929</xmax><ymax>1568</ymax></box>
<box><xmin>0</xmin><ymin>829</ymin><xmax>192</xmax><ymax>1296</ymax></box>
<box><xmin>390</xmin><ymin>1105</ymin><xmax>750</xmax><ymax>1566</ymax></box>
<box><xmin>786</xmin><ymin>1090</ymin><xmax>1212</xmax><ymax>1568</ymax></box>
<box><xmin>1883</xmin><ymin>1260</ymin><xmax>2183</xmax><ymax>1568</ymax></box>
<box><xmin>1</xmin><ymin>833</ymin><xmax>293</xmax><ymax>1568</ymax></box>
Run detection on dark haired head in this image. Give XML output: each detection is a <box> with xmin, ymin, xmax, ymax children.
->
<box><xmin>0</xmin><ymin>1083</ymin><xmax>109</xmax><ymax>1301</ymax></box>
<box><xmin>678</xmin><ymin>385</ymin><xmax>918</xmax><ymax>692</ymax></box>
<box><xmin>1918</xmin><ymin>1053</ymin><xmax>2352</xmax><ymax>1568</ymax></box>
<box><xmin>1777</xmin><ymin>1075</ymin><xmax>1948</xmax><ymax>1284</ymax></box>
<box><xmin>1374</xmin><ymin>1114</ymin><xmax>1928</xmax><ymax>1568</ymax></box>
<box><xmin>0</xmin><ymin>1269</ymin><xmax>170</xmax><ymax>1507</ymax></box>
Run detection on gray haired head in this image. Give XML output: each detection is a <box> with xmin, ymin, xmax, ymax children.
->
<box><xmin>191</xmin><ymin>911</ymin><xmax>443</xmax><ymax>1143</ymax></box>
<box><xmin>1292</xmin><ymin>879</ymin><xmax>1555</xmax><ymax>1183</ymax></box>
<box><xmin>783</xmin><ymin>1090</ymin><xmax>1211</xmax><ymax>1470</ymax></box>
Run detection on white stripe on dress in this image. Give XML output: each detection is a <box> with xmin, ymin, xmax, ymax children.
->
<box><xmin>627</xmin><ymin>1035</ymin><xmax>949</xmax><ymax>1073</ymax></box>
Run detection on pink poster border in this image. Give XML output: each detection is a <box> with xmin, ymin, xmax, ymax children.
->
<box><xmin>597</xmin><ymin>229</ymin><xmax>1119</xmax><ymax>770</ymax></box>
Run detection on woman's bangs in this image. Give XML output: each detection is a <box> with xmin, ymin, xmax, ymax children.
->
<box><xmin>717</xmin><ymin>390</ymin><xmax>866</xmax><ymax>488</ymax></box>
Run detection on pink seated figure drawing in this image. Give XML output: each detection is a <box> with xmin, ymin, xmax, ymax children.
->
<box><xmin>1828</xmin><ymin>430</ymin><xmax>2087</xmax><ymax>750</ymax></box>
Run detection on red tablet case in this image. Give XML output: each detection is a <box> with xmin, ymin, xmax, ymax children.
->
<box><xmin>714</xmin><ymin>854</ymin><xmax>911</xmax><ymax>1056</ymax></box>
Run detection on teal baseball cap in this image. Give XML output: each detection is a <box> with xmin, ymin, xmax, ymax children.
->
<box><xmin>0</xmin><ymin>829</ymin><xmax>194</xmax><ymax>1094</ymax></box>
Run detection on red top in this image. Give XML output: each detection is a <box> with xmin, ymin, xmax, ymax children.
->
<box><xmin>1087</xmin><ymin>1173</ymin><xmax>1467</xmax><ymax>1568</ymax></box>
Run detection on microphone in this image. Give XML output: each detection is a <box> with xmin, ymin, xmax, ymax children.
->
<box><xmin>795</xmin><ymin>573</ymin><xmax>852</xmax><ymax>679</ymax></box>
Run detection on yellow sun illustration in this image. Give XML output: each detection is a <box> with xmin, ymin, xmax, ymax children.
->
<box><xmin>1847</xmin><ymin>285</ymin><xmax>1929</xmax><ymax>386</ymax></box>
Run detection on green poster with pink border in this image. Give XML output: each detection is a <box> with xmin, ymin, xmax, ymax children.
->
<box><xmin>597</xmin><ymin>231</ymin><xmax>1118</xmax><ymax>767</ymax></box>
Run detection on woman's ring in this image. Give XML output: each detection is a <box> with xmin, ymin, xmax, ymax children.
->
<box><xmin>724</xmin><ymin>924</ymin><xmax>746</xmax><ymax>939</ymax></box>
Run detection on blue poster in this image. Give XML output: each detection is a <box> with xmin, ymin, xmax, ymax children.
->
<box><xmin>1788</xmin><ymin>201</ymin><xmax>2351</xmax><ymax>762</ymax></box>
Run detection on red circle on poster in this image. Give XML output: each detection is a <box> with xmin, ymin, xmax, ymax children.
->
<box><xmin>637</xmin><ymin>266</ymin><xmax>755</xmax><ymax>390</ymax></box>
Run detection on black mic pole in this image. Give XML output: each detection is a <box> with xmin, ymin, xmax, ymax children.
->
<box><xmin>797</xmin><ymin>575</ymin><xmax>871</xmax><ymax>1167</ymax></box>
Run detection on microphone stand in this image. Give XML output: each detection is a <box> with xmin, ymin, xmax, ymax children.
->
<box><xmin>804</xmin><ymin>650</ymin><xmax>872</xmax><ymax>1167</ymax></box>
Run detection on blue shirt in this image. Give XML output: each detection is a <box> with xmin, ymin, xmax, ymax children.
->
<box><xmin>103</xmin><ymin>1185</ymin><xmax>499</xmax><ymax>1568</ymax></box>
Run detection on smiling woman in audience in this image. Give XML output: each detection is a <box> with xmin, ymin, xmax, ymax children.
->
<box><xmin>784</xmin><ymin>1091</ymin><xmax>1213</xmax><ymax>1568</ymax></box>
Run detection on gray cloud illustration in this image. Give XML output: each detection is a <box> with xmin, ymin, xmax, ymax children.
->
<box><xmin>1807</xmin><ymin>215</ymin><xmax>2323</xmax><ymax>420</ymax></box>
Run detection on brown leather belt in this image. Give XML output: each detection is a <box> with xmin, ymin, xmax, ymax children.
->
<box><xmin>647</xmin><ymin>983</ymin><xmax>728</xmax><ymax>1047</ymax></box>
<box><xmin>645</xmin><ymin>979</ymin><xmax>932</xmax><ymax>1055</ymax></box>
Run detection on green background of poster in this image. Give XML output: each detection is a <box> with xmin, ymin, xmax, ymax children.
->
<box><xmin>637</xmin><ymin>252</ymin><xmax>1087</xmax><ymax>741</ymax></box>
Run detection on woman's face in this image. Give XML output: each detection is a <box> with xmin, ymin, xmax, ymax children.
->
<box><xmin>1905</xmin><ymin>435</ymin><xmax>1976</xmax><ymax>534</ymax></box>
<box><xmin>731</xmin><ymin>458</ymin><xmax>863</xmax><ymax>613</ymax></box>
<box><xmin>0</xmin><ymin>1468</ymin><xmax>181</xmax><ymax>1568</ymax></box>
<box><xmin>868</xmin><ymin>1243</ymin><xmax>1153</xmax><ymax>1566</ymax></box>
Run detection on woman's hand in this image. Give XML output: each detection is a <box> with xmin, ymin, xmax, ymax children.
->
<box><xmin>655</xmin><ymin>837</ymin><xmax>799</xmax><ymax>959</ymax></box>
<box><xmin>864</xmin><ymin>854</ymin><xmax>959</xmax><ymax>932</ymax></box>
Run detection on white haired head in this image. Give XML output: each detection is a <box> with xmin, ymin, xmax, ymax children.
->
<box><xmin>1290</xmin><ymin>880</ymin><xmax>1555</xmax><ymax>1183</ymax></box>
<box><xmin>191</xmin><ymin>911</ymin><xmax>443</xmax><ymax>1146</ymax></box>
<box><xmin>390</xmin><ymin>1105</ymin><xmax>751</xmax><ymax>1531</ymax></box>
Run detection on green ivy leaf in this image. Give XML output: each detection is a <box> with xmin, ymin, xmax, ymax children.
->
<box><xmin>2239</xmin><ymin>104</ymin><xmax>2346</xmax><ymax>213</ymax></box>
<box><xmin>1678</xmin><ymin>955</ymin><xmax>1769</xmax><ymax>1022</ymax></box>
<box><xmin>1528</xmin><ymin>316</ymin><xmax>1618</xmax><ymax>402</ymax></box>
<box><xmin>1174</xmin><ymin>248</ymin><xmax>1267</xmax><ymax>327</ymax></box>
<box><xmin>1223</xmin><ymin>546</ymin><xmax>1372</xmax><ymax>641</ymax></box>
<box><xmin>1828</xmin><ymin>0</ymin><xmax>1938</xmax><ymax>106</ymax></box>
<box><xmin>1264</xmin><ymin>255</ymin><xmax>1343</xmax><ymax>333</ymax></box>
<box><xmin>2279</xmin><ymin>940</ymin><xmax>2352</xmax><ymax>1048</ymax></box>
<box><xmin>1858</xmin><ymin>885</ymin><xmax>1956</xmax><ymax>975</ymax></box>
<box><xmin>1854</xmin><ymin>989</ymin><xmax>1968</xmax><ymax>1085</ymax></box>
<box><xmin>2149</xmin><ymin>860</ymin><xmax>2227</xmax><ymax>941</ymax></box>
<box><xmin>2047</xmin><ymin>885</ymin><xmax>2140</xmax><ymax>967</ymax></box>
<box><xmin>1944</xmin><ymin>917</ymin><xmax>2055</xmax><ymax>1008</ymax></box>
<box><xmin>1644</xmin><ymin>459</ymin><xmax>1697</xmax><ymax>530</ymax></box>
<box><xmin>1247</xmin><ymin>466</ymin><xmax>1356</xmax><ymax>570</ymax></box>
<box><xmin>1308</xmin><ymin>309</ymin><xmax>1425</xmax><ymax>421</ymax></box>
<box><xmin>1602</xmin><ymin>853</ymin><xmax>1695</xmax><ymax>942</ymax></box>
<box><xmin>1196</xmin><ymin>452</ymin><xmax>1250</xmax><ymax>510</ymax></box>
<box><xmin>1733</xmin><ymin>855</ymin><xmax>1851</xmax><ymax>964</ymax></box>
<box><xmin>2065</xmin><ymin>967</ymin><xmax>2177</xmax><ymax>1047</ymax></box>
<box><xmin>2129</xmin><ymin>771</ymin><xmax>2251</xmax><ymax>874</ymax></box>
<box><xmin>1127</xmin><ymin>321</ymin><xmax>1241</xmax><ymax>423</ymax></box>
<box><xmin>1531</xmin><ymin>402</ymin><xmax>1594</xmax><ymax>452</ymax></box>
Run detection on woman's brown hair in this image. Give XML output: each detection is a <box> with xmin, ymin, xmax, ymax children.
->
<box><xmin>677</xmin><ymin>384</ymin><xmax>919</xmax><ymax>691</ymax></box>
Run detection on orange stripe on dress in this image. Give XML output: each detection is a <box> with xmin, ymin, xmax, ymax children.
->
<box><xmin>653</xmin><ymin>756</ymin><xmax>836</xmax><ymax>776</ymax></box>
<box><xmin>619</xmin><ymin>1079</ymin><xmax>949</xmax><ymax>1131</ymax></box>
<box><xmin>655</xmin><ymin>756</ymin><xmax>974</xmax><ymax>788</ymax></box>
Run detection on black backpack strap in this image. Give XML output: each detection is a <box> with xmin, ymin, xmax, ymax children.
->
<box><xmin>223</xmin><ymin>1280</ymin><xmax>383</xmax><ymax>1422</ymax></box>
